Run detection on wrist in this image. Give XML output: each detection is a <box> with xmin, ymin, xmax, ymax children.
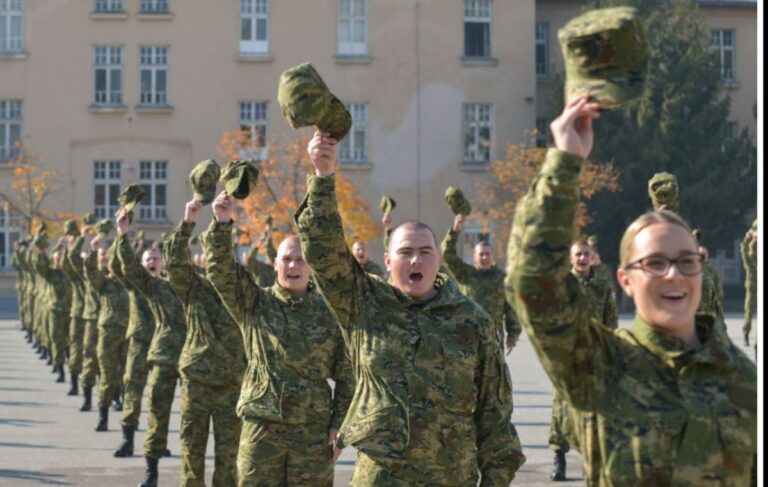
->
<box><xmin>315</xmin><ymin>168</ymin><xmax>334</xmax><ymax>178</ymax></box>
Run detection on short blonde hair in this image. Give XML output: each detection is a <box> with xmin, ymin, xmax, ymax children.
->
<box><xmin>619</xmin><ymin>210</ymin><xmax>692</xmax><ymax>268</ymax></box>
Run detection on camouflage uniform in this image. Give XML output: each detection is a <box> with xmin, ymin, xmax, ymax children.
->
<box><xmin>506</xmin><ymin>149</ymin><xmax>757</xmax><ymax>485</ymax></box>
<box><xmin>166</xmin><ymin>221</ymin><xmax>246</xmax><ymax>487</ymax></box>
<box><xmin>31</xmin><ymin>251</ymin><xmax>51</xmax><ymax>350</ymax></box>
<box><xmin>245</xmin><ymin>238</ymin><xmax>277</xmax><ymax>288</ymax></box>
<box><xmin>84</xmin><ymin>244</ymin><xmax>129</xmax><ymax>408</ymax></box>
<box><xmin>202</xmin><ymin>219</ymin><xmax>353</xmax><ymax>487</ymax></box>
<box><xmin>699</xmin><ymin>262</ymin><xmax>725</xmax><ymax>323</ymax></box>
<box><xmin>33</xmin><ymin>251</ymin><xmax>71</xmax><ymax>368</ymax></box>
<box><xmin>60</xmin><ymin>238</ymin><xmax>87</xmax><ymax>377</ymax></box>
<box><xmin>11</xmin><ymin>244</ymin><xmax>26</xmax><ymax>331</ymax></box>
<box><xmin>296</xmin><ymin>174</ymin><xmax>525</xmax><ymax>485</ymax></box>
<box><xmin>740</xmin><ymin>233</ymin><xmax>757</xmax><ymax>339</ymax></box>
<box><xmin>441</xmin><ymin>228</ymin><xmax>522</xmax><ymax>349</ymax></box>
<box><xmin>79</xmin><ymin>244</ymin><xmax>102</xmax><ymax>390</ymax></box>
<box><xmin>115</xmin><ymin>234</ymin><xmax>187</xmax><ymax>460</ymax></box>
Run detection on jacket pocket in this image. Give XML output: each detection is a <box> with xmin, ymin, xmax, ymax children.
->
<box><xmin>338</xmin><ymin>405</ymin><xmax>408</xmax><ymax>465</ymax></box>
<box><xmin>236</xmin><ymin>364</ymin><xmax>282</xmax><ymax>423</ymax></box>
<box><xmin>441</xmin><ymin>342</ymin><xmax>476</xmax><ymax>415</ymax></box>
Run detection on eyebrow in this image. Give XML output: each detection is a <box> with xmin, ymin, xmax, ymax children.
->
<box><xmin>397</xmin><ymin>246</ymin><xmax>434</xmax><ymax>251</ymax></box>
<box><xmin>638</xmin><ymin>250</ymin><xmax>698</xmax><ymax>259</ymax></box>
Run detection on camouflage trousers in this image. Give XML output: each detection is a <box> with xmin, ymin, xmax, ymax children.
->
<box><xmin>34</xmin><ymin>304</ymin><xmax>49</xmax><ymax>348</ymax></box>
<box><xmin>97</xmin><ymin>325</ymin><xmax>128</xmax><ymax>407</ymax></box>
<box><xmin>144</xmin><ymin>364</ymin><xmax>180</xmax><ymax>459</ymax></box>
<box><xmin>68</xmin><ymin>316</ymin><xmax>86</xmax><ymax>375</ymax></box>
<box><xmin>549</xmin><ymin>386</ymin><xmax>573</xmax><ymax>453</ymax></box>
<box><xmin>179</xmin><ymin>379</ymin><xmax>241</xmax><ymax>487</ymax></box>
<box><xmin>743</xmin><ymin>277</ymin><xmax>756</xmax><ymax>335</ymax></box>
<box><xmin>349</xmin><ymin>452</ymin><xmax>468</xmax><ymax>487</ymax></box>
<box><xmin>47</xmin><ymin>310</ymin><xmax>69</xmax><ymax>367</ymax></box>
<box><xmin>120</xmin><ymin>338</ymin><xmax>151</xmax><ymax>429</ymax></box>
<box><xmin>80</xmin><ymin>319</ymin><xmax>100</xmax><ymax>388</ymax></box>
<box><xmin>237</xmin><ymin>419</ymin><xmax>333</xmax><ymax>487</ymax></box>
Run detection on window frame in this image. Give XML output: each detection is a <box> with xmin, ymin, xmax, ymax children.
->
<box><xmin>139</xmin><ymin>45</ymin><xmax>169</xmax><ymax>106</ymax></box>
<box><xmin>238</xmin><ymin>101</ymin><xmax>269</xmax><ymax>160</ymax></box>
<box><xmin>0</xmin><ymin>206</ymin><xmax>22</xmax><ymax>271</ymax></box>
<box><xmin>337</xmin><ymin>0</ymin><xmax>367</xmax><ymax>56</ymax></box>
<box><xmin>239</xmin><ymin>0</ymin><xmax>269</xmax><ymax>55</ymax></box>
<box><xmin>0</xmin><ymin>0</ymin><xmax>24</xmax><ymax>54</ymax></box>
<box><xmin>463</xmin><ymin>103</ymin><xmax>493</xmax><ymax>165</ymax></box>
<box><xmin>94</xmin><ymin>0</ymin><xmax>124</xmax><ymax>13</ymax></box>
<box><xmin>138</xmin><ymin>160</ymin><xmax>168</xmax><ymax>222</ymax></box>
<box><xmin>463</xmin><ymin>0</ymin><xmax>492</xmax><ymax>59</ymax></box>
<box><xmin>139</xmin><ymin>0</ymin><xmax>169</xmax><ymax>13</ymax></box>
<box><xmin>0</xmin><ymin>99</ymin><xmax>22</xmax><ymax>163</ymax></box>
<box><xmin>93</xmin><ymin>160</ymin><xmax>122</xmax><ymax>219</ymax></box>
<box><xmin>93</xmin><ymin>45</ymin><xmax>124</xmax><ymax>106</ymax></box>
<box><xmin>710</xmin><ymin>28</ymin><xmax>736</xmax><ymax>83</ymax></box>
<box><xmin>338</xmin><ymin>102</ymin><xmax>368</xmax><ymax>164</ymax></box>
<box><xmin>535</xmin><ymin>22</ymin><xmax>549</xmax><ymax>79</ymax></box>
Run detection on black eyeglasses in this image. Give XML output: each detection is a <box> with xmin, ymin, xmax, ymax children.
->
<box><xmin>624</xmin><ymin>253</ymin><xmax>705</xmax><ymax>277</ymax></box>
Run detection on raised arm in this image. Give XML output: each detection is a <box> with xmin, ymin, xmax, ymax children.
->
<box><xmin>164</xmin><ymin>202</ymin><xmax>204</xmax><ymax>303</ymax></box>
<box><xmin>440</xmin><ymin>215</ymin><xmax>474</xmax><ymax>284</ymax></box>
<box><xmin>83</xmin><ymin>247</ymin><xmax>105</xmax><ymax>291</ymax></box>
<box><xmin>503</xmin><ymin>300</ymin><xmax>522</xmax><ymax>351</ymax></box>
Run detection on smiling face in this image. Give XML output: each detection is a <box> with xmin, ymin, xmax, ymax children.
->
<box><xmin>352</xmin><ymin>241</ymin><xmax>369</xmax><ymax>265</ymax></box>
<box><xmin>617</xmin><ymin>222</ymin><xmax>701</xmax><ymax>337</ymax></box>
<box><xmin>570</xmin><ymin>242</ymin><xmax>593</xmax><ymax>276</ymax></box>
<box><xmin>97</xmin><ymin>247</ymin><xmax>109</xmax><ymax>269</ymax></box>
<box><xmin>473</xmin><ymin>242</ymin><xmax>494</xmax><ymax>270</ymax></box>
<box><xmin>384</xmin><ymin>222</ymin><xmax>440</xmax><ymax>300</ymax></box>
<box><xmin>142</xmin><ymin>248</ymin><xmax>163</xmax><ymax>277</ymax></box>
<box><xmin>275</xmin><ymin>236</ymin><xmax>310</xmax><ymax>296</ymax></box>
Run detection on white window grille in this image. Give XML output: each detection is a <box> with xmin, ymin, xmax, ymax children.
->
<box><xmin>93</xmin><ymin>46</ymin><xmax>123</xmax><ymax>105</ymax></box>
<box><xmin>239</xmin><ymin>101</ymin><xmax>268</xmax><ymax>160</ymax></box>
<box><xmin>140</xmin><ymin>0</ymin><xmax>168</xmax><ymax>13</ymax></box>
<box><xmin>461</xmin><ymin>224</ymin><xmax>483</xmax><ymax>264</ymax></box>
<box><xmin>139</xmin><ymin>46</ymin><xmax>169</xmax><ymax>106</ymax></box>
<box><xmin>464</xmin><ymin>0</ymin><xmax>491</xmax><ymax>58</ymax></box>
<box><xmin>93</xmin><ymin>160</ymin><xmax>122</xmax><ymax>219</ymax></box>
<box><xmin>139</xmin><ymin>160</ymin><xmax>167</xmax><ymax>221</ymax></box>
<box><xmin>463</xmin><ymin>104</ymin><xmax>492</xmax><ymax>164</ymax></box>
<box><xmin>94</xmin><ymin>0</ymin><xmax>123</xmax><ymax>12</ymax></box>
<box><xmin>710</xmin><ymin>29</ymin><xmax>736</xmax><ymax>83</ymax></box>
<box><xmin>337</xmin><ymin>0</ymin><xmax>367</xmax><ymax>56</ymax></box>
<box><xmin>239</xmin><ymin>0</ymin><xmax>269</xmax><ymax>54</ymax></box>
<box><xmin>0</xmin><ymin>0</ymin><xmax>24</xmax><ymax>54</ymax></box>
<box><xmin>0</xmin><ymin>99</ymin><xmax>22</xmax><ymax>163</ymax></box>
<box><xmin>535</xmin><ymin>117</ymin><xmax>547</xmax><ymax>148</ymax></box>
<box><xmin>338</xmin><ymin>103</ymin><xmax>367</xmax><ymax>164</ymax></box>
<box><xmin>535</xmin><ymin>22</ymin><xmax>549</xmax><ymax>78</ymax></box>
<box><xmin>0</xmin><ymin>206</ymin><xmax>22</xmax><ymax>271</ymax></box>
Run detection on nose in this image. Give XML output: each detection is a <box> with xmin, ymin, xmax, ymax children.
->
<box><xmin>410</xmin><ymin>254</ymin><xmax>422</xmax><ymax>266</ymax></box>
<box><xmin>288</xmin><ymin>260</ymin><xmax>296</xmax><ymax>269</ymax></box>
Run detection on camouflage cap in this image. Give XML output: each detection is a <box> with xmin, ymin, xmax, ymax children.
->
<box><xmin>33</xmin><ymin>233</ymin><xmax>49</xmax><ymax>250</ymax></box>
<box><xmin>189</xmin><ymin>159</ymin><xmax>221</xmax><ymax>205</ymax></box>
<box><xmin>220</xmin><ymin>160</ymin><xmax>259</xmax><ymax>200</ymax></box>
<box><xmin>378</xmin><ymin>195</ymin><xmax>397</xmax><ymax>214</ymax></box>
<box><xmin>82</xmin><ymin>212</ymin><xmax>96</xmax><ymax>226</ymax></box>
<box><xmin>558</xmin><ymin>6</ymin><xmax>648</xmax><ymax>110</ymax></box>
<box><xmin>751</xmin><ymin>219</ymin><xmax>757</xmax><ymax>231</ymax></box>
<box><xmin>36</xmin><ymin>221</ymin><xmax>48</xmax><ymax>236</ymax></box>
<box><xmin>647</xmin><ymin>172</ymin><xmax>679</xmax><ymax>212</ymax></box>
<box><xmin>277</xmin><ymin>62</ymin><xmax>352</xmax><ymax>141</ymax></box>
<box><xmin>587</xmin><ymin>235</ymin><xmax>598</xmax><ymax>247</ymax></box>
<box><xmin>264</xmin><ymin>215</ymin><xmax>273</xmax><ymax>226</ymax></box>
<box><xmin>95</xmin><ymin>219</ymin><xmax>114</xmax><ymax>238</ymax></box>
<box><xmin>64</xmin><ymin>219</ymin><xmax>79</xmax><ymax>237</ymax></box>
<box><xmin>117</xmin><ymin>184</ymin><xmax>147</xmax><ymax>224</ymax></box>
<box><xmin>445</xmin><ymin>186</ymin><xmax>472</xmax><ymax>216</ymax></box>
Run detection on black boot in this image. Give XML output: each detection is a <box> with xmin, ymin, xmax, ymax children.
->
<box><xmin>34</xmin><ymin>340</ymin><xmax>40</xmax><ymax>352</ymax></box>
<box><xmin>114</xmin><ymin>425</ymin><xmax>135</xmax><ymax>457</ymax></box>
<box><xmin>551</xmin><ymin>449</ymin><xmax>566</xmax><ymax>481</ymax></box>
<box><xmin>80</xmin><ymin>386</ymin><xmax>93</xmax><ymax>412</ymax></box>
<box><xmin>46</xmin><ymin>352</ymin><xmax>53</xmax><ymax>366</ymax></box>
<box><xmin>162</xmin><ymin>448</ymin><xmax>171</xmax><ymax>457</ymax></box>
<box><xmin>138</xmin><ymin>457</ymin><xmax>159</xmax><ymax>487</ymax></box>
<box><xmin>744</xmin><ymin>333</ymin><xmax>750</xmax><ymax>347</ymax></box>
<box><xmin>95</xmin><ymin>406</ymin><xmax>108</xmax><ymax>431</ymax></box>
<box><xmin>51</xmin><ymin>363</ymin><xmax>59</xmax><ymax>374</ymax></box>
<box><xmin>39</xmin><ymin>347</ymin><xmax>48</xmax><ymax>360</ymax></box>
<box><xmin>26</xmin><ymin>330</ymin><xmax>32</xmax><ymax>343</ymax></box>
<box><xmin>67</xmin><ymin>373</ymin><xmax>79</xmax><ymax>396</ymax></box>
<box><xmin>113</xmin><ymin>388</ymin><xmax>123</xmax><ymax>412</ymax></box>
<box><xmin>56</xmin><ymin>365</ymin><xmax>65</xmax><ymax>383</ymax></box>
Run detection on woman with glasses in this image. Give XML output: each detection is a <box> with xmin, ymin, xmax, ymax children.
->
<box><xmin>505</xmin><ymin>95</ymin><xmax>756</xmax><ymax>485</ymax></box>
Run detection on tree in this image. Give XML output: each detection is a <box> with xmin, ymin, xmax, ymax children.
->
<box><xmin>472</xmin><ymin>131</ymin><xmax>621</xmax><ymax>259</ymax></box>
<box><xmin>217</xmin><ymin>129</ymin><xmax>379</xmax><ymax>247</ymax></box>
<box><xmin>547</xmin><ymin>0</ymin><xmax>757</xmax><ymax>266</ymax></box>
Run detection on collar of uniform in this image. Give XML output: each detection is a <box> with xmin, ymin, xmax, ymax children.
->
<box><xmin>396</xmin><ymin>273</ymin><xmax>463</xmax><ymax>311</ymax></box>
<box><xmin>270</xmin><ymin>280</ymin><xmax>315</xmax><ymax>305</ymax></box>
<box><xmin>630</xmin><ymin>314</ymin><xmax>730</xmax><ymax>366</ymax></box>
<box><xmin>569</xmin><ymin>267</ymin><xmax>593</xmax><ymax>284</ymax></box>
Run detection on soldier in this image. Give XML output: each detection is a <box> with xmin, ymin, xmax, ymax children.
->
<box><xmin>76</xmin><ymin>222</ymin><xmax>104</xmax><ymax>412</ymax></box>
<box><xmin>441</xmin><ymin>213</ymin><xmax>521</xmax><ymax>353</ymax></box>
<box><xmin>115</xmin><ymin>209</ymin><xmax>187</xmax><ymax>487</ymax></box>
<box><xmin>244</xmin><ymin>218</ymin><xmax>278</xmax><ymax>288</ymax></box>
<box><xmin>296</xmin><ymin>130</ymin><xmax>525</xmax><ymax>485</ymax></box>
<box><xmin>692</xmin><ymin>230</ymin><xmax>725</xmax><ymax>324</ymax></box>
<box><xmin>84</xmin><ymin>232</ymin><xmax>129</xmax><ymax>432</ymax></box>
<box><xmin>205</xmin><ymin>192</ymin><xmax>353</xmax><ymax>486</ymax></box>
<box><xmin>506</xmin><ymin>94</ymin><xmax>756</xmax><ymax>484</ymax></box>
<box><xmin>60</xmin><ymin>220</ymin><xmax>87</xmax><ymax>396</ymax></box>
<box><xmin>11</xmin><ymin>240</ymin><xmax>26</xmax><ymax>333</ymax></box>
<box><xmin>740</xmin><ymin>221</ymin><xmax>757</xmax><ymax>347</ymax></box>
<box><xmin>166</xmin><ymin>199</ymin><xmax>246</xmax><ymax>487</ymax></box>
<box><xmin>586</xmin><ymin>236</ymin><xmax>615</xmax><ymax>294</ymax></box>
<box><xmin>351</xmin><ymin>240</ymin><xmax>385</xmax><ymax>277</ymax></box>
<box><xmin>31</xmin><ymin>227</ymin><xmax>52</xmax><ymax>363</ymax></box>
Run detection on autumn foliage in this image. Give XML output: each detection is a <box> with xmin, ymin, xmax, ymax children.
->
<box><xmin>217</xmin><ymin>129</ymin><xmax>379</xmax><ymax>247</ymax></box>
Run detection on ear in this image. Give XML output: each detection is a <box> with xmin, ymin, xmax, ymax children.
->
<box><xmin>617</xmin><ymin>267</ymin><xmax>634</xmax><ymax>299</ymax></box>
<box><xmin>383</xmin><ymin>252</ymin><xmax>391</xmax><ymax>272</ymax></box>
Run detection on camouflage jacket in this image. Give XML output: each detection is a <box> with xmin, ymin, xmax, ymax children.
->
<box><xmin>505</xmin><ymin>149</ymin><xmax>757</xmax><ymax>486</ymax></box>
<box><xmin>698</xmin><ymin>263</ymin><xmax>724</xmax><ymax>321</ymax></box>
<box><xmin>591</xmin><ymin>263</ymin><xmax>614</xmax><ymax>293</ymax></box>
<box><xmin>245</xmin><ymin>238</ymin><xmax>277</xmax><ymax>288</ymax></box>
<box><xmin>108</xmin><ymin>241</ymin><xmax>155</xmax><ymax>343</ymax></box>
<box><xmin>570</xmin><ymin>268</ymin><xmax>618</xmax><ymax>329</ymax></box>
<box><xmin>166</xmin><ymin>221</ymin><xmax>246</xmax><ymax>387</ymax></box>
<box><xmin>33</xmin><ymin>252</ymin><xmax>71</xmax><ymax>315</ymax></box>
<box><xmin>60</xmin><ymin>240</ymin><xmax>86</xmax><ymax>319</ymax></box>
<box><xmin>83</xmin><ymin>246</ymin><xmax>128</xmax><ymax>329</ymax></box>
<box><xmin>441</xmin><ymin>228</ymin><xmax>522</xmax><ymax>347</ymax></box>
<box><xmin>740</xmin><ymin>237</ymin><xmax>757</xmax><ymax>281</ymax></box>
<box><xmin>361</xmin><ymin>259</ymin><xmax>385</xmax><ymax>277</ymax></box>
<box><xmin>116</xmin><ymin>234</ymin><xmax>187</xmax><ymax>367</ymax></box>
<box><xmin>202</xmin><ymin>219</ymin><xmax>353</xmax><ymax>427</ymax></box>
<box><xmin>73</xmin><ymin>238</ymin><xmax>100</xmax><ymax>322</ymax></box>
<box><xmin>296</xmin><ymin>174</ymin><xmax>525</xmax><ymax>484</ymax></box>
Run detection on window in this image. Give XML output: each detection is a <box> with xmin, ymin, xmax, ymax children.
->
<box><xmin>337</xmin><ymin>0</ymin><xmax>367</xmax><ymax>56</ymax></box>
<box><xmin>710</xmin><ymin>29</ymin><xmax>735</xmax><ymax>82</ymax></box>
<box><xmin>139</xmin><ymin>46</ymin><xmax>168</xmax><ymax>106</ymax></box>
<box><xmin>240</xmin><ymin>0</ymin><xmax>269</xmax><ymax>54</ymax></box>
<box><xmin>93</xmin><ymin>160</ymin><xmax>121</xmax><ymax>219</ymax></box>
<box><xmin>140</xmin><ymin>0</ymin><xmax>168</xmax><ymax>13</ymax></box>
<box><xmin>535</xmin><ymin>117</ymin><xmax>547</xmax><ymax>148</ymax></box>
<box><xmin>0</xmin><ymin>207</ymin><xmax>21</xmax><ymax>271</ymax></box>
<box><xmin>0</xmin><ymin>0</ymin><xmax>24</xmax><ymax>54</ymax></box>
<box><xmin>0</xmin><ymin>99</ymin><xmax>22</xmax><ymax>163</ymax></box>
<box><xmin>464</xmin><ymin>0</ymin><xmax>491</xmax><ymax>58</ymax></box>
<box><xmin>460</xmin><ymin>224</ymin><xmax>483</xmax><ymax>264</ymax></box>
<box><xmin>94</xmin><ymin>0</ymin><xmax>123</xmax><ymax>12</ymax></box>
<box><xmin>463</xmin><ymin>103</ymin><xmax>492</xmax><ymax>164</ymax></box>
<box><xmin>93</xmin><ymin>46</ymin><xmax>123</xmax><ymax>106</ymax></box>
<box><xmin>239</xmin><ymin>101</ymin><xmax>268</xmax><ymax>160</ymax></box>
<box><xmin>338</xmin><ymin>103</ymin><xmax>367</xmax><ymax>164</ymax></box>
<box><xmin>139</xmin><ymin>160</ymin><xmax>167</xmax><ymax>222</ymax></box>
<box><xmin>535</xmin><ymin>22</ymin><xmax>548</xmax><ymax>78</ymax></box>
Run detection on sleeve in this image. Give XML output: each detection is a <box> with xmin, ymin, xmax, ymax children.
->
<box><xmin>475</xmin><ymin>314</ymin><xmax>526</xmax><ymax>484</ymax></box>
<box><xmin>116</xmin><ymin>234</ymin><xmax>154</xmax><ymax>299</ymax></box>
<box><xmin>201</xmin><ymin>219</ymin><xmax>262</xmax><ymax>327</ymax></box>
<box><xmin>164</xmin><ymin>220</ymin><xmax>199</xmax><ymax>303</ymax></box>
<box><xmin>67</xmin><ymin>237</ymin><xmax>86</xmax><ymax>281</ymax></box>
<box><xmin>329</xmin><ymin>339</ymin><xmax>354</xmax><ymax>429</ymax></box>
<box><xmin>504</xmin><ymin>149</ymin><xmax>611</xmax><ymax>409</ymax></box>
<box><xmin>383</xmin><ymin>227</ymin><xmax>393</xmax><ymax>251</ymax></box>
<box><xmin>60</xmin><ymin>246</ymin><xmax>78</xmax><ymax>283</ymax></box>
<box><xmin>265</xmin><ymin>236</ymin><xmax>277</xmax><ymax>262</ymax></box>
<box><xmin>32</xmin><ymin>251</ymin><xmax>51</xmax><ymax>279</ymax></box>
<box><xmin>503</xmin><ymin>300</ymin><xmax>522</xmax><ymax>348</ymax></box>
<box><xmin>440</xmin><ymin>227</ymin><xmax>473</xmax><ymax>284</ymax></box>
<box><xmin>83</xmin><ymin>250</ymin><xmax>104</xmax><ymax>291</ymax></box>
<box><xmin>295</xmin><ymin>174</ymin><xmax>367</xmax><ymax>330</ymax></box>
<box><xmin>603</xmin><ymin>285</ymin><xmax>619</xmax><ymax>329</ymax></box>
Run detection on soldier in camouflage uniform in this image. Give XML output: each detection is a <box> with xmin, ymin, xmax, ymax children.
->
<box><xmin>115</xmin><ymin>210</ymin><xmax>187</xmax><ymax>487</ymax></box>
<box><xmin>691</xmin><ymin>231</ymin><xmax>725</xmax><ymax>326</ymax></box>
<box><xmin>352</xmin><ymin>240</ymin><xmax>385</xmax><ymax>277</ymax></box>
<box><xmin>74</xmin><ymin>225</ymin><xmax>102</xmax><ymax>411</ymax></box>
<box><xmin>506</xmin><ymin>95</ymin><xmax>756</xmax><ymax>485</ymax></box>
<box><xmin>244</xmin><ymin>222</ymin><xmax>278</xmax><ymax>287</ymax></box>
<box><xmin>587</xmin><ymin>236</ymin><xmax>615</xmax><ymax>294</ymax></box>
<box><xmin>205</xmin><ymin>193</ymin><xmax>353</xmax><ymax>487</ymax></box>
<box><xmin>165</xmin><ymin>200</ymin><xmax>247</xmax><ymax>487</ymax></box>
<box><xmin>11</xmin><ymin>240</ymin><xmax>26</xmax><ymax>333</ymax></box>
<box><xmin>61</xmin><ymin>222</ymin><xmax>87</xmax><ymax>396</ymax></box>
<box><xmin>12</xmin><ymin>239</ymin><xmax>34</xmax><ymax>343</ymax></box>
<box><xmin>31</xmin><ymin>231</ymin><xmax>52</xmax><ymax>362</ymax></box>
<box><xmin>740</xmin><ymin>222</ymin><xmax>757</xmax><ymax>347</ymax></box>
<box><xmin>296</xmin><ymin>130</ymin><xmax>525</xmax><ymax>485</ymax></box>
<box><xmin>441</xmin><ymin>213</ymin><xmax>521</xmax><ymax>353</ymax></box>
<box><xmin>84</xmin><ymin>234</ymin><xmax>129</xmax><ymax>432</ymax></box>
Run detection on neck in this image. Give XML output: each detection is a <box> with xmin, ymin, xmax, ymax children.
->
<box><xmin>647</xmin><ymin>316</ymin><xmax>703</xmax><ymax>350</ymax></box>
<box><xmin>286</xmin><ymin>286</ymin><xmax>308</xmax><ymax>298</ymax></box>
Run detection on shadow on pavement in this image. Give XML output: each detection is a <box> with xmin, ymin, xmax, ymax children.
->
<box><xmin>0</xmin><ymin>469</ymin><xmax>71</xmax><ymax>485</ymax></box>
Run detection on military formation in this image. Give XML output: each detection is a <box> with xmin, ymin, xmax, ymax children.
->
<box><xmin>9</xmin><ymin>5</ymin><xmax>758</xmax><ymax>487</ymax></box>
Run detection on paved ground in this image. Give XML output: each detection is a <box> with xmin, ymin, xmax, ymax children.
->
<box><xmin>0</xmin><ymin>315</ymin><xmax>755</xmax><ymax>486</ymax></box>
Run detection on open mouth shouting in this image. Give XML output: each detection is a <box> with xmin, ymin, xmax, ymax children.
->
<box><xmin>408</xmin><ymin>271</ymin><xmax>424</xmax><ymax>284</ymax></box>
